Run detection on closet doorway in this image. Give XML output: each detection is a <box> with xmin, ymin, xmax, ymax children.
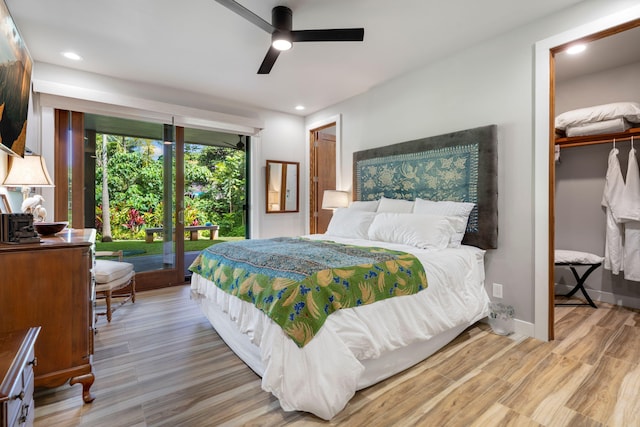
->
<box><xmin>549</xmin><ymin>20</ymin><xmax>640</xmax><ymax>339</ymax></box>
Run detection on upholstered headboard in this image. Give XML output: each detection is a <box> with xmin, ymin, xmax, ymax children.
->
<box><xmin>353</xmin><ymin>125</ymin><xmax>498</xmax><ymax>249</ymax></box>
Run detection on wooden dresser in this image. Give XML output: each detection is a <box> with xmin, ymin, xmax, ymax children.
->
<box><xmin>0</xmin><ymin>328</ymin><xmax>40</xmax><ymax>427</ymax></box>
<box><xmin>0</xmin><ymin>229</ymin><xmax>95</xmax><ymax>404</ymax></box>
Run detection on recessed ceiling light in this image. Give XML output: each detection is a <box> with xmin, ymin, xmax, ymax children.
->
<box><xmin>62</xmin><ymin>51</ymin><xmax>82</xmax><ymax>61</ymax></box>
<box><xmin>295</xmin><ymin>105</ymin><xmax>305</xmax><ymax>111</ymax></box>
<box><xmin>566</xmin><ymin>44</ymin><xmax>586</xmax><ymax>55</ymax></box>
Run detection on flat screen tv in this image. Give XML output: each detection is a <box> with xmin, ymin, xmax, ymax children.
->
<box><xmin>0</xmin><ymin>0</ymin><xmax>32</xmax><ymax>158</ymax></box>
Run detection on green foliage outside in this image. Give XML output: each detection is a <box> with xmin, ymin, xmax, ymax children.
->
<box><xmin>95</xmin><ymin>135</ymin><xmax>246</xmax><ymax>241</ymax></box>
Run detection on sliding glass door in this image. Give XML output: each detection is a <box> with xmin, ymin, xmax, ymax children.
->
<box><xmin>55</xmin><ymin>110</ymin><xmax>183</xmax><ymax>289</ymax></box>
<box><xmin>55</xmin><ymin>110</ymin><xmax>248</xmax><ymax>289</ymax></box>
<box><xmin>181</xmin><ymin>128</ymin><xmax>248</xmax><ymax>278</ymax></box>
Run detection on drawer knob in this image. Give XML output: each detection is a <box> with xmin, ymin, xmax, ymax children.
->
<box><xmin>13</xmin><ymin>391</ymin><xmax>25</xmax><ymax>401</ymax></box>
<box><xmin>29</xmin><ymin>356</ymin><xmax>38</xmax><ymax>367</ymax></box>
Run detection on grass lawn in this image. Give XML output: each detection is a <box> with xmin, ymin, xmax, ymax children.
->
<box><xmin>95</xmin><ymin>236</ymin><xmax>244</xmax><ymax>257</ymax></box>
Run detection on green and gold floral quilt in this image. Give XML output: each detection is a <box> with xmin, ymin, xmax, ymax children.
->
<box><xmin>189</xmin><ymin>237</ymin><xmax>428</xmax><ymax>347</ymax></box>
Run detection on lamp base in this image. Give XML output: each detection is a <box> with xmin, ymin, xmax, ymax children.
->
<box><xmin>20</xmin><ymin>193</ymin><xmax>47</xmax><ymax>222</ymax></box>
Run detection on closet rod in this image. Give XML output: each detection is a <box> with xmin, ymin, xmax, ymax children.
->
<box><xmin>555</xmin><ymin>127</ymin><xmax>640</xmax><ymax>149</ymax></box>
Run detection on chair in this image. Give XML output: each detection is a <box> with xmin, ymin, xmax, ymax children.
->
<box><xmin>94</xmin><ymin>250</ymin><xmax>136</xmax><ymax>322</ymax></box>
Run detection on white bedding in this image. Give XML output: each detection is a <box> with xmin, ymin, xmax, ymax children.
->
<box><xmin>566</xmin><ymin>117</ymin><xmax>632</xmax><ymax>137</ymax></box>
<box><xmin>190</xmin><ymin>234</ymin><xmax>490</xmax><ymax>419</ymax></box>
<box><xmin>555</xmin><ymin>101</ymin><xmax>640</xmax><ymax>131</ymax></box>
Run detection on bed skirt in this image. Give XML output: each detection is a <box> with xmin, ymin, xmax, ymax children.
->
<box><xmin>191</xmin><ymin>278</ymin><xmax>469</xmax><ymax>390</ymax></box>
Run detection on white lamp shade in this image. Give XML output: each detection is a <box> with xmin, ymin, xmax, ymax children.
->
<box><xmin>3</xmin><ymin>155</ymin><xmax>54</xmax><ymax>187</ymax></box>
<box><xmin>322</xmin><ymin>190</ymin><xmax>349</xmax><ymax>209</ymax></box>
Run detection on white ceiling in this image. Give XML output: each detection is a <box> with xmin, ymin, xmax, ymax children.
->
<box><xmin>555</xmin><ymin>25</ymin><xmax>640</xmax><ymax>82</ymax></box>
<box><xmin>6</xmin><ymin>0</ymin><xmax>596</xmax><ymax>116</ymax></box>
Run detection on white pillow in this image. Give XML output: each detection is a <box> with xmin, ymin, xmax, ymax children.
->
<box><xmin>349</xmin><ymin>200</ymin><xmax>379</xmax><ymax>212</ymax></box>
<box><xmin>376</xmin><ymin>196</ymin><xmax>414</xmax><ymax>213</ymax></box>
<box><xmin>555</xmin><ymin>102</ymin><xmax>640</xmax><ymax>130</ymax></box>
<box><xmin>325</xmin><ymin>208</ymin><xmax>376</xmax><ymax>239</ymax></box>
<box><xmin>414</xmin><ymin>198</ymin><xmax>475</xmax><ymax>247</ymax></box>
<box><xmin>367</xmin><ymin>213</ymin><xmax>454</xmax><ymax>250</ymax></box>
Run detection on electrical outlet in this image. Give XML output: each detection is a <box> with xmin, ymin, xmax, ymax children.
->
<box><xmin>493</xmin><ymin>283</ymin><xmax>503</xmax><ymax>298</ymax></box>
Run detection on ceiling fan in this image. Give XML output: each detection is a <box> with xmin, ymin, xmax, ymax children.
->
<box><xmin>215</xmin><ymin>0</ymin><xmax>365</xmax><ymax>74</ymax></box>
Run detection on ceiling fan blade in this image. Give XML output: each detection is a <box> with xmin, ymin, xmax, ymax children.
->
<box><xmin>258</xmin><ymin>47</ymin><xmax>281</xmax><ymax>74</ymax></box>
<box><xmin>291</xmin><ymin>28</ymin><xmax>364</xmax><ymax>43</ymax></box>
<box><xmin>214</xmin><ymin>0</ymin><xmax>274</xmax><ymax>33</ymax></box>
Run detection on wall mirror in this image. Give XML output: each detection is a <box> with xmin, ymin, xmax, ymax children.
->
<box><xmin>266</xmin><ymin>160</ymin><xmax>299</xmax><ymax>213</ymax></box>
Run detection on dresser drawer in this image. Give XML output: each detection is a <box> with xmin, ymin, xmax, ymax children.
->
<box><xmin>11</xmin><ymin>375</ymin><xmax>33</xmax><ymax>427</ymax></box>
<box><xmin>0</xmin><ymin>328</ymin><xmax>40</xmax><ymax>427</ymax></box>
<box><xmin>4</xmin><ymin>394</ymin><xmax>20</xmax><ymax>427</ymax></box>
<box><xmin>5</xmin><ymin>374</ymin><xmax>33</xmax><ymax>427</ymax></box>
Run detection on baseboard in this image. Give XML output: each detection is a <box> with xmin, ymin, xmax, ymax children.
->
<box><xmin>555</xmin><ymin>284</ymin><xmax>640</xmax><ymax>310</ymax></box>
<box><xmin>487</xmin><ymin>288</ymin><xmax>640</xmax><ymax>342</ymax></box>
<box><xmin>514</xmin><ymin>318</ymin><xmax>535</xmax><ymax>337</ymax></box>
<box><xmin>479</xmin><ymin>317</ymin><xmax>535</xmax><ymax>338</ymax></box>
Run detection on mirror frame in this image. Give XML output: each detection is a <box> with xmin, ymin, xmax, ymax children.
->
<box><xmin>266</xmin><ymin>160</ymin><xmax>300</xmax><ymax>213</ymax></box>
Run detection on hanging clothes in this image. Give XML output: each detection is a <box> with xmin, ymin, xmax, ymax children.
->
<box><xmin>619</xmin><ymin>145</ymin><xmax>640</xmax><ymax>281</ymax></box>
<box><xmin>601</xmin><ymin>147</ymin><xmax>625</xmax><ymax>274</ymax></box>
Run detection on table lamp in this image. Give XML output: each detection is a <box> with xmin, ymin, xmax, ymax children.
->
<box><xmin>322</xmin><ymin>190</ymin><xmax>349</xmax><ymax>210</ymax></box>
<box><xmin>2</xmin><ymin>154</ymin><xmax>54</xmax><ymax>221</ymax></box>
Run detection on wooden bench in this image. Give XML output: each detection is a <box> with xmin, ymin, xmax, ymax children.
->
<box><xmin>145</xmin><ymin>225</ymin><xmax>219</xmax><ymax>243</ymax></box>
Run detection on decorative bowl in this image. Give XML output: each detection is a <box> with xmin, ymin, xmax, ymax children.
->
<box><xmin>34</xmin><ymin>221</ymin><xmax>68</xmax><ymax>236</ymax></box>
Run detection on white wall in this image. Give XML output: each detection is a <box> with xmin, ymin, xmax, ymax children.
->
<box><xmin>305</xmin><ymin>0</ymin><xmax>640</xmax><ymax>331</ymax></box>
<box><xmin>556</xmin><ymin>61</ymin><xmax>640</xmax><ymax>113</ymax></box>
<box><xmin>253</xmin><ymin>110</ymin><xmax>307</xmax><ymax>238</ymax></box>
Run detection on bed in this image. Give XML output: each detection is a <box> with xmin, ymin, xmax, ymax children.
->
<box><xmin>189</xmin><ymin>124</ymin><xmax>498</xmax><ymax>420</ymax></box>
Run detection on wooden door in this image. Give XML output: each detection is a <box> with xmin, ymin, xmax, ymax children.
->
<box><xmin>310</xmin><ymin>126</ymin><xmax>336</xmax><ymax>234</ymax></box>
<box><xmin>54</xmin><ymin>110</ymin><xmax>85</xmax><ymax>228</ymax></box>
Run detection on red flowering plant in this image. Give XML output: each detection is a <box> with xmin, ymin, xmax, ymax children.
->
<box><xmin>184</xmin><ymin>203</ymin><xmax>206</xmax><ymax>228</ymax></box>
<box><xmin>95</xmin><ymin>204</ymin><xmax>103</xmax><ymax>233</ymax></box>
<box><xmin>123</xmin><ymin>208</ymin><xmax>145</xmax><ymax>233</ymax></box>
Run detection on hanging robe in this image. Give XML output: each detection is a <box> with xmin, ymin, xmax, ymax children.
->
<box><xmin>619</xmin><ymin>146</ymin><xmax>640</xmax><ymax>281</ymax></box>
<box><xmin>601</xmin><ymin>147</ymin><xmax>625</xmax><ymax>274</ymax></box>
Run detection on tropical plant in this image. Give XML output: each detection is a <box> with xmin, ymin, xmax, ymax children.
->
<box><xmin>94</xmin><ymin>136</ymin><xmax>246</xmax><ymax>241</ymax></box>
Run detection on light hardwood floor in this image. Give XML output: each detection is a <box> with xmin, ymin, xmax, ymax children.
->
<box><xmin>33</xmin><ymin>285</ymin><xmax>640</xmax><ymax>426</ymax></box>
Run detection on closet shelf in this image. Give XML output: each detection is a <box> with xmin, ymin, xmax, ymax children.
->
<box><xmin>555</xmin><ymin>127</ymin><xmax>640</xmax><ymax>148</ymax></box>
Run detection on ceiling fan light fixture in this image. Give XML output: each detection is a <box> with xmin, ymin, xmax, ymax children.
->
<box><xmin>272</xmin><ymin>32</ymin><xmax>292</xmax><ymax>51</ymax></box>
<box><xmin>214</xmin><ymin>1</ymin><xmax>364</xmax><ymax>74</ymax></box>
